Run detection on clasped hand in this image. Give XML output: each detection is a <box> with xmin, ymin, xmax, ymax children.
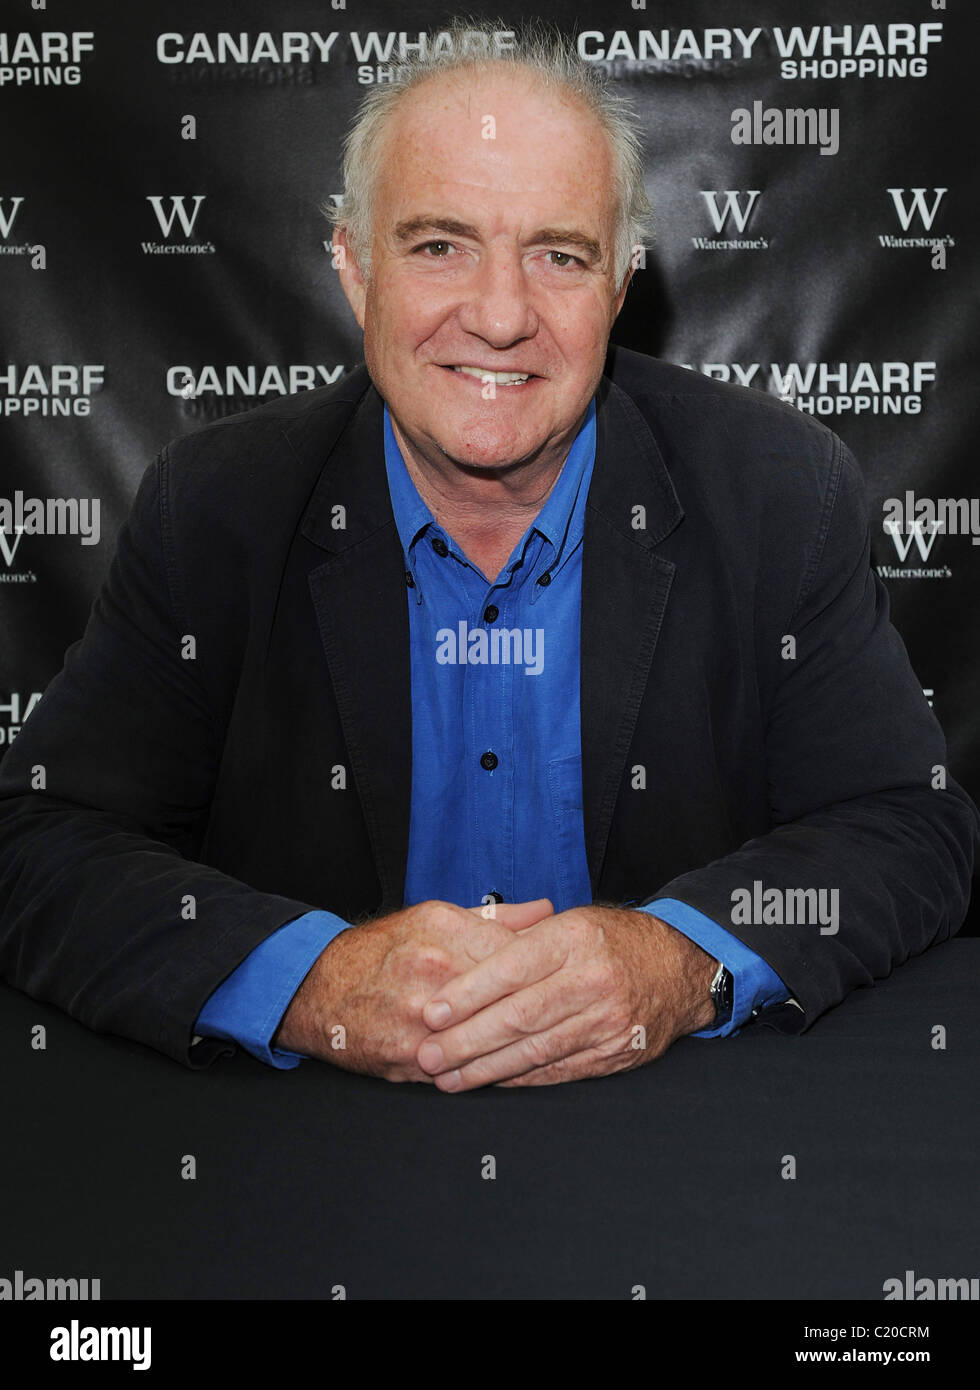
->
<box><xmin>274</xmin><ymin>895</ymin><xmax>717</xmax><ymax>1089</ymax></box>
<box><xmin>416</xmin><ymin>898</ymin><xmax>717</xmax><ymax>1090</ymax></box>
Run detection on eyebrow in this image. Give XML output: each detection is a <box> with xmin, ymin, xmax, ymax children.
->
<box><xmin>392</xmin><ymin>216</ymin><xmax>603</xmax><ymax>263</ymax></box>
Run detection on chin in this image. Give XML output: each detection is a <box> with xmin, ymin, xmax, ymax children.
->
<box><xmin>436</xmin><ymin>426</ymin><xmax>541</xmax><ymax>470</ymax></box>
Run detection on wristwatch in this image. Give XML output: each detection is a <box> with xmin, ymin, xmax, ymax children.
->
<box><xmin>709</xmin><ymin>961</ymin><xmax>734</xmax><ymax>1028</ymax></box>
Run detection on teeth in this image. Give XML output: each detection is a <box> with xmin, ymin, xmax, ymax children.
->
<box><xmin>453</xmin><ymin>366</ymin><xmax>530</xmax><ymax>384</ymax></box>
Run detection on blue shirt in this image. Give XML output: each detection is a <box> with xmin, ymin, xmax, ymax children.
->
<box><xmin>195</xmin><ymin>400</ymin><xmax>790</xmax><ymax>1066</ymax></box>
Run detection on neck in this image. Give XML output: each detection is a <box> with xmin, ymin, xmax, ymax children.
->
<box><xmin>392</xmin><ymin>422</ymin><xmax>569</xmax><ymax>584</ymax></box>
<box><xmin>391</xmin><ymin>419</ymin><xmax>571</xmax><ymax>534</ymax></box>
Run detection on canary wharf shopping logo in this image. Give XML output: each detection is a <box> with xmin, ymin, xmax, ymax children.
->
<box><xmin>142</xmin><ymin>196</ymin><xmax>214</xmax><ymax>255</ymax></box>
<box><xmin>156</xmin><ymin>30</ymin><xmax>340</xmax><ymax>86</ymax></box>
<box><xmin>0</xmin><ymin>693</ymin><xmax>42</xmax><ymax>748</ymax></box>
<box><xmin>575</xmin><ymin>23</ymin><xmax>943</xmax><ymax>80</ymax></box>
<box><xmin>0</xmin><ymin>31</ymin><xmax>95</xmax><ymax>87</ymax></box>
<box><xmin>679</xmin><ymin>361</ymin><xmax>936</xmax><ymax>418</ymax></box>
<box><xmin>170</xmin><ymin>363</ymin><xmax>347</xmax><ymax>419</ymax></box>
<box><xmin>1</xmin><ymin>364</ymin><xmax>104</xmax><ymax>417</ymax></box>
<box><xmin>694</xmin><ymin>191</ymin><xmax>768</xmax><ymax>250</ymax></box>
<box><xmin>149</xmin><ymin>24</ymin><xmax>945</xmax><ymax>84</ymax></box>
<box><xmin>345</xmin><ymin>30</ymin><xmax>517</xmax><ymax>84</ymax></box>
<box><xmin>154</xmin><ymin>29</ymin><xmax>520</xmax><ymax>86</ymax></box>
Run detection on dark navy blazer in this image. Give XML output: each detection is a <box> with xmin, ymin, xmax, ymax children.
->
<box><xmin>0</xmin><ymin>347</ymin><xmax>976</xmax><ymax>1067</ymax></box>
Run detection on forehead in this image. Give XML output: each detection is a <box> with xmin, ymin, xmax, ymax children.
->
<box><xmin>374</xmin><ymin>67</ymin><xmax>617</xmax><ymax>230</ymax></box>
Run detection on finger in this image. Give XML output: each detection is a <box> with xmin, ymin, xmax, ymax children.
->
<box><xmin>429</xmin><ymin>1004</ymin><xmax>624</xmax><ymax>1092</ymax></box>
<box><xmin>422</xmin><ymin>925</ymin><xmax>566</xmax><ymax>1030</ymax></box>
<box><xmin>466</xmin><ymin>898</ymin><xmax>554</xmax><ymax>930</ymax></box>
<box><xmin>495</xmin><ymin>1044</ymin><xmax>639</xmax><ymax>1087</ymax></box>
<box><xmin>418</xmin><ymin>971</ymin><xmax>591</xmax><ymax>1074</ymax></box>
<box><xmin>455</xmin><ymin>912</ymin><xmax>539</xmax><ymax>968</ymax></box>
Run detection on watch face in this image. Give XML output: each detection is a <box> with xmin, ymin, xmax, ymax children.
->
<box><xmin>712</xmin><ymin>967</ymin><xmax>733</xmax><ymax>1023</ymax></box>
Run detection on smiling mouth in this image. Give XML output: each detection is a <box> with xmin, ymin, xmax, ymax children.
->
<box><xmin>446</xmin><ymin>365</ymin><xmax>538</xmax><ymax>385</ymax></box>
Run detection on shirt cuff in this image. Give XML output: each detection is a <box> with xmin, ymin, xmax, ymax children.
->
<box><xmin>631</xmin><ymin>898</ymin><xmax>792</xmax><ymax>1038</ymax></box>
<box><xmin>194</xmin><ymin>910</ymin><xmax>352</xmax><ymax>1068</ymax></box>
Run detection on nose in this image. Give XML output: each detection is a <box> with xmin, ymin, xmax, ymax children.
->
<box><xmin>457</xmin><ymin>244</ymin><xmax>539</xmax><ymax>347</ymax></box>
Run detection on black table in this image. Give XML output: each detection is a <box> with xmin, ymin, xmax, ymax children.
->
<box><xmin>2</xmin><ymin>940</ymin><xmax>978</xmax><ymax>1306</ymax></box>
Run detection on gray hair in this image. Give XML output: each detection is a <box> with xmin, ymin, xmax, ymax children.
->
<box><xmin>323</xmin><ymin>18</ymin><xmax>653</xmax><ymax>287</ymax></box>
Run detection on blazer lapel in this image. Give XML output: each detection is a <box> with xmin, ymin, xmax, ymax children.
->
<box><xmin>300</xmin><ymin>380</ymin><xmax>413</xmax><ymax>915</ymax></box>
<box><xmin>296</xmin><ymin>368</ymin><xmax>683</xmax><ymax>912</ymax></box>
<box><xmin>581</xmin><ymin>376</ymin><xmax>684</xmax><ymax>895</ymax></box>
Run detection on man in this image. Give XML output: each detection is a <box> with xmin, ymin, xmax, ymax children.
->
<box><xmin>0</xmin><ymin>27</ymin><xmax>976</xmax><ymax>1091</ymax></box>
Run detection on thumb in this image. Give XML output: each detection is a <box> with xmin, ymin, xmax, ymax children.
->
<box><xmin>468</xmin><ymin>897</ymin><xmax>554</xmax><ymax>930</ymax></box>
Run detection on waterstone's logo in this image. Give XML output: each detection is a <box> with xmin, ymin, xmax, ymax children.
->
<box><xmin>694</xmin><ymin>191</ymin><xmax>768</xmax><ymax>251</ymax></box>
<box><xmin>877</xmin><ymin>490</ymin><xmax>979</xmax><ymax>580</ymax></box>
<box><xmin>142</xmin><ymin>195</ymin><xmax>214</xmax><ymax>256</ymax></box>
<box><xmin>0</xmin><ymin>195</ymin><xmax>33</xmax><ymax>256</ymax></box>
<box><xmin>879</xmin><ymin>189</ymin><xmax>953</xmax><ymax>257</ymax></box>
<box><xmin>0</xmin><ymin>492</ymin><xmax>101</xmax><ymax>587</ymax></box>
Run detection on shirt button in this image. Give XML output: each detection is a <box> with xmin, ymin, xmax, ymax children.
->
<box><xmin>405</xmin><ymin>570</ymin><xmax>415</xmax><ymax>588</ymax></box>
<box><xmin>536</xmin><ymin>571</ymin><xmax>552</xmax><ymax>586</ymax></box>
<box><xmin>431</xmin><ymin>538</ymin><xmax>449</xmax><ymax>557</ymax></box>
<box><xmin>484</xmin><ymin>604</ymin><xmax>499</xmax><ymax>623</ymax></box>
<box><xmin>480</xmin><ymin>751</ymin><xmax>498</xmax><ymax>771</ymax></box>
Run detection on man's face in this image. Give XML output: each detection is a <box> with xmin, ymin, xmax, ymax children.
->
<box><xmin>337</xmin><ymin>68</ymin><xmax>631</xmax><ymax>476</ymax></box>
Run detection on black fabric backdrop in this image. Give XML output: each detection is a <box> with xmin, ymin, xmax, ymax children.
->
<box><xmin>2</xmin><ymin>1</ymin><xmax>977</xmax><ymax>927</ymax></box>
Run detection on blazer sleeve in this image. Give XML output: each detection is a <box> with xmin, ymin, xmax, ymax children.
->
<box><xmin>0</xmin><ymin>452</ymin><xmax>319</xmax><ymax>1068</ymax></box>
<box><xmin>642</xmin><ymin>432</ymin><xmax>980</xmax><ymax>1028</ymax></box>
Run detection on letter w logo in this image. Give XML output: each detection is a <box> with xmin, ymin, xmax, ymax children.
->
<box><xmin>885</xmin><ymin>520</ymin><xmax>940</xmax><ymax>562</ymax></box>
<box><xmin>146</xmin><ymin>195</ymin><xmax>206</xmax><ymax>238</ymax></box>
<box><xmin>0</xmin><ymin>528</ymin><xmax>25</xmax><ymax>568</ymax></box>
<box><xmin>887</xmin><ymin>188</ymin><xmax>947</xmax><ymax>232</ymax></box>
<box><xmin>700</xmin><ymin>190</ymin><xmax>761</xmax><ymax>233</ymax></box>
<box><xmin>0</xmin><ymin>196</ymin><xmax>24</xmax><ymax>239</ymax></box>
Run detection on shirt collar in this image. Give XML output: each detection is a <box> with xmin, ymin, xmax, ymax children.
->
<box><xmin>382</xmin><ymin>398</ymin><xmax>597</xmax><ymax>566</ymax></box>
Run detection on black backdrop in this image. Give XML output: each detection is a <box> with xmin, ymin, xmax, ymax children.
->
<box><xmin>2</xmin><ymin>0</ymin><xmax>977</xmax><ymax>928</ymax></box>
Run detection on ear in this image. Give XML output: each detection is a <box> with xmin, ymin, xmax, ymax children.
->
<box><xmin>333</xmin><ymin>224</ymin><xmax>368</xmax><ymax>328</ymax></box>
<box><xmin>611</xmin><ymin>260</ymin><xmax>636</xmax><ymax>321</ymax></box>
